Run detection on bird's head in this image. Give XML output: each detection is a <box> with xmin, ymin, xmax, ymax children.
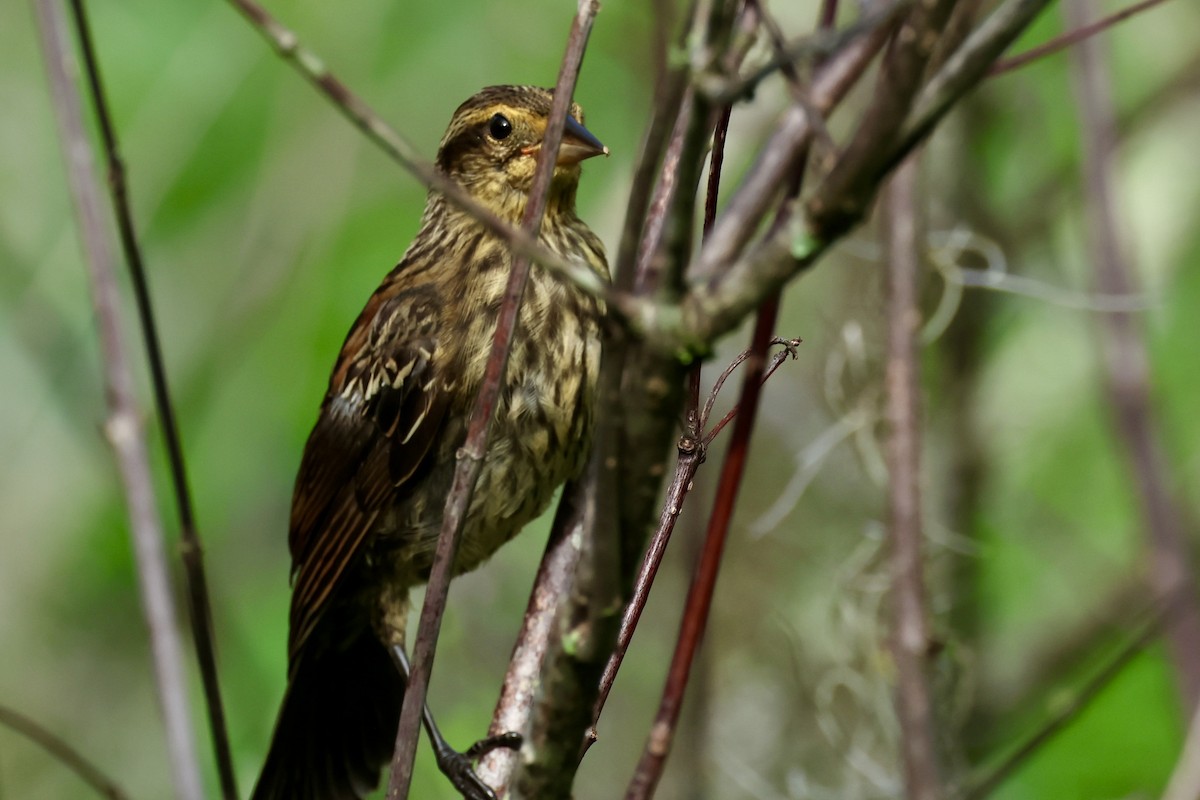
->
<box><xmin>436</xmin><ymin>85</ymin><xmax>607</xmax><ymax>220</ymax></box>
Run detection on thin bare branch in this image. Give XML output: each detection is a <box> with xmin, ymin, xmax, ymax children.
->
<box><xmin>704</xmin><ymin>0</ymin><xmax>913</xmax><ymax>106</ymax></box>
<box><xmin>746</xmin><ymin>0</ymin><xmax>836</xmax><ymax>152</ymax></box>
<box><xmin>990</xmin><ymin>0</ymin><xmax>1174</xmax><ymax>77</ymax></box>
<box><xmin>515</xmin><ymin>454</ymin><xmax>610</xmax><ymax>797</ymax></box>
<box><xmin>1065</xmin><ymin>0</ymin><xmax>1200</xmax><ymax>710</ymax></box>
<box><xmin>702</xmin><ymin>338</ymin><xmax>800</xmax><ymax>444</ymax></box>
<box><xmin>592</xmin><ymin>61</ymin><xmax>739</xmax><ymax>729</ymax></box>
<box><xmin>634</xmin><ymin>83</ymin><xmax>701</xmax><ymax>294</ymax></box>
<box><xmin>620</xmin><ymin>0</ymin><xmax>1052</xmax><ymax>358</ymax></box>
<box><xmin>474</xmin><ymin>468</ymin><xmax>596</xmax><ymax>796</ymax></box>
<box><xmin>33</xmin><ymin>2</ymin><xmax>203</xmax><ymax>797</ymax></box>
<box><xmin>64</xmin><ymin>0</ymin><xmax>236</xmax><ymax>794</ymax></box>
<box><xmin>883</xmin><ymin>159</ymin><xmax>943</xmax><ymax>800</ymax></box>
<box><xmin>593</xmin><ymin>433</ymin><xmax>706</xmax><ymax>732</ymax></box>
<box><xmin>806</xmin><ymin>0</ymin><xmax>957</xmax><ymax>239</ymax></box>
<box><xmin>596</xmin><ymin>343</ymin><xmax>807</xmax><ymax>737</ymax></box>
<box><xmin>626</xmin><ymin>293</ymin><xmax>781</xmax><ymax>800</ymax></box>
<box><xmin>689</xmin><ymin>7</ymin><xmax>895</xmax><ymax>285</ymax></box>
<box><xmin>0</xmin><ymin>705</ymin><xmax>130</xmax><ymax>800</ymax></box>
<box><xmin>386</xmin><ymin>4</ymin><xmax>602</xmax><ymax>796</ymax></box>
<box><xmin>898</xmin><ymin>0</ymin><xmax>1056</xmax><ymax>164</ymax></box>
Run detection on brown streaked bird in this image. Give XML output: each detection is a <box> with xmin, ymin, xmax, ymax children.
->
<box><xmin>250</xmin><ymin>85</ymin><xmax>609</xmax><ymax>800</ymax></box>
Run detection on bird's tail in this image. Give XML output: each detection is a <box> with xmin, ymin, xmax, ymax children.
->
<box><xmin>251</xmin><ymin>630</ymin><xmax>403</xmax><ymax>800</ymax></box>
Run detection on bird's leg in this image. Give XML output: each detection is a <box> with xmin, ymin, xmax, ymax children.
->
<box><xmin>388</xmin><ymin>644</ymin><xmax>522</xmax><ymax>800</ymax></box>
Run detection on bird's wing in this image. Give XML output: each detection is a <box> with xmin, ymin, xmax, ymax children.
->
<box><xmin>285</xmin><ymin>284</ymin><xmax>448</xmax><ymax>662</ymax></box>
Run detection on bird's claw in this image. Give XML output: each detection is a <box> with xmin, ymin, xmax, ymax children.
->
<box><xmin>435</xmin><ymin>731</ymin><xmax>522</xmax><ymax>800</ymax></box>
<box><xmin>464</xmin><ymin>731</ymin><xmax>522</xmax><ymax>760</ymax></box>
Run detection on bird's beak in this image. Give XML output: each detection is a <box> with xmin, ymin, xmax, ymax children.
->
<box><xmin>557</xmin><ymin>116</ymin><xmax>608</xmax><ymax>165</ymax></box>
<box><xmin>522</xmin><ymin>115</ymin><xmax>608</xmax><ymax>165</ymax></box>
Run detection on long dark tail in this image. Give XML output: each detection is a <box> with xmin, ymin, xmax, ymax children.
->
<box><xmin>251</xmin><ymin>630</ymin><xmax>403</xmax><ymax>800</ymax></box>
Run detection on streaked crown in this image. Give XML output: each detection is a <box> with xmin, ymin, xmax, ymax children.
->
<box><xmin>435</xmin><ymin>85</ymin><xmax>606</xmax><ymax>208</ymax></box>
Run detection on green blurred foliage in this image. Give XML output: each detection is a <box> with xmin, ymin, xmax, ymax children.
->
<box><xmin>2</xmin><ymin>0</ymin><xmax>1199</xmax><ymax>798</ymax></box>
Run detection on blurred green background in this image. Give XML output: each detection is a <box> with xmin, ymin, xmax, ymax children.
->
<box><xmin>2</xmin><ymin>0</ymin><xmax>1199</xmax><ymax>798</ymax></box>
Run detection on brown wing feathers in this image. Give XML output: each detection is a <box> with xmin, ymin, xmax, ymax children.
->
<box><xmin>286</xmin><ymin>285</ymin><xmax>445</xmax><ymax>660</ymax></box>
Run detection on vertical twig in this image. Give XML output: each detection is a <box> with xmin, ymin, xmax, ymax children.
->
<box><xmin>622</xmin><ymin>89</ymin><xmax>745</xmax><ymax>800</ymax></box>
<box><xmin>386</xmin><ymin>3</ymin><xmax>602</xmax><ymax>796</ymax></box>
<box><xmin>1065</xmin><ymin>0</ymin><xmax>1200</xmax><ymax>710</ymax></box>
<box><xmin>883</xmin><ymin>158</ymin><xmax>943</xmax><ymax>800</ymax></box>
<box><xmin>63</xmin><ymin>0</ymin><xmax>237</xmax><ymax>795</ymax></box>
<box><xmin>32</xmin><ymin>2</ymin><xmax>204</xmax><ymax>798</ymax></box>
<box><xmin>623</xmin><ymin>301</ymin><xmax>778</xmax><ymax>800</ymax></box>
<box><xmin>514</xmin><ymin>454</ymin><xmax>607</xmax><ymax>798</ymax></box>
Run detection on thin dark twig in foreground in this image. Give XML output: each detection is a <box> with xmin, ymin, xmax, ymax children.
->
<box><xmin>989</xmin><ymin>0</ymin><xmax>1173</xmax><ymax>77</ymax></box>
<box><xmin>591</xmin><ymin>90</ymin><xmax>738</xmax><ymax>728</ymax></box>
<box><xmin>702</xmin><ymin>338</ymin><xmax>800</xmax><ymax>444</ymax></box>
<box><xmin>33</xmin><ymin>1</ymin><xmax>203</xmax><ymax>798</ymax></box>
<box><xmin>64</xmin><ymin>1</ymin><xmax>236</xmax><ymax>795</ymax></box>
<box><xmin>590</xmin><ymin>343</ymin><xmax>801</xmax><ymax>730</ymax></box>
<box><xmin>625</xmin><ymin>294</ymin><xmax>781</xmax><ymax>800</ymax></box>
<box><xmin>385</xmin><ymin>3</ymin><xmax>601</xmax><ymax>796</ymax></box>
<box><xmin>592</xmin><ymin>432</ymin><xmax>705</xmax><ymax>730</ymax></box>
<box><xmin>0</xmin><ymin>705</ymin><xmax>130</xmax><ymax>800</ymax></box>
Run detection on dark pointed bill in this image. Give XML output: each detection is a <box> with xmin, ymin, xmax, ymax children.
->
<box><xmin>556</xmin><ymin>115</ymin><xmax>608</xmax><ymax>165</ymax></box>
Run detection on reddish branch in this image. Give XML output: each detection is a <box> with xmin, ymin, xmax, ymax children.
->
<box><xmin>625</xmin><ymin>302</ymin><xmax>781</xmax><ymax>800</ymax></box>
<box><xmin>1064</xmin><ymin>0</ymin><xmax>1200</xmax><ymax>710</ymax></box>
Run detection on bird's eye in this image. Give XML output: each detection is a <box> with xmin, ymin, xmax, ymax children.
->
<box><xmin>488</xmin><ymin>113</ymin><xmax>513</xmax><ymax>140</ymax></box>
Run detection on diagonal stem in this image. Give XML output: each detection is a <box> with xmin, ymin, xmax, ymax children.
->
<box><xmin>624</xmin><ymin>297</ymin><xmax>780</xmax><ymax>800</ymax></box>
<box><xmin>385</xmin><ymin>3</ymin><xmax>602</xmax><ymax>796</ymax></box>
<box><xmin>0</xmin><ymin>704</ymin><xmax>131</xmax><ymax>800</ymax></box>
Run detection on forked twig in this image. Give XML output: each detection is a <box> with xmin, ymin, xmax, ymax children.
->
<box><xmin>624</xmin><ymin>303</ymin><xmax>783</xmax><ymax>800</ymax></box>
